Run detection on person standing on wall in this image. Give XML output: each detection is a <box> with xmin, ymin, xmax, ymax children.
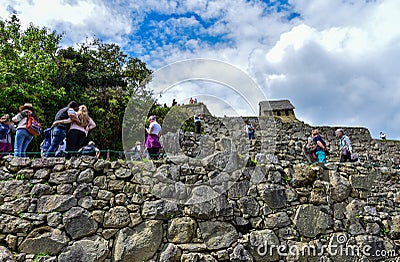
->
<box><xmin>312</xmin><ymin>129</ymin><xmax>327</xmax><ymax>164</ymax></box>
<box><xmin>0</xmin><ymin>114</ymin><xmax>16</xmax><ymax>157</ymax></box>
<box><xmin>194</xmin><ymin>113</ymin><xmax>203</xmax><ymax>134</ymax></box>
<box><xmin>12</xmin><ymin>103</ymin><xmax>40</xmax><ymax>157</ymax></box>
<box><xmin>52</xmin><ymin>105</ymin><xmax>96</xmax><ymax>157</ymax></box>
<box><xmin>335</xmin><ymin>129</ymin><xmax>356</xmax><ymax>162</ymax></box>
<box><xmin>46</xmin><ymin>101</ymin><xmax>80</xmax><ymax>157</ymax></box>
<box><xmin>145</xmin><ymin>115</ymin><xmax>162</xmax><ymax>159</ymax></box>
<box><xmin>244</xmin><ymin>120</ymin><xmax>255</xmax><ymax>140</ymax></box>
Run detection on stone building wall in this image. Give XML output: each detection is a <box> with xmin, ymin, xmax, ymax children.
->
<box><xmin>0</xmin><ymin>116</ymin><xmax>400</xmax><ymax>261</ymax></box>
<box><xmin>202</xmin><ymin>116</ymin><xmax>400</xmax><ymax>165</ymax></box>
<box><xmin>0</xmin><ymin>158</ymin><xmax>399</xmax><ymax>261</ymax></box>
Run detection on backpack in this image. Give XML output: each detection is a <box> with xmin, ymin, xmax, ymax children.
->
<box><xmin>40</xmin><ymin>128</ymin><xmax>52</xmax><ymax>153</ymax></box>
<box><xmin>306</xmin><ymin>139</ymin><xmax>318</xmax><ymax>153</ymax></box>
<box><xmin>0</xmin><ymin>123</ymin><xmax>9</xmax><ymax>140</ymax></box>
<box><xmin>80</xmin><ymin>145</ymin><xmax>97</xmax><ymax>156</ymax></box>
<box><xmin>25</xmin><ymin>111</ymin><xmax>41</xmax><ymax>136</ymax></box>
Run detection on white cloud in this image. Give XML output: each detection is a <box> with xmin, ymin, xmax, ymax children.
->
<box><xmin>1</xmin><ymin>0</ymin><xmax>135</xmax><ymax>45</ymax></box>
<box><xmin>250</xmin><ymin>0</ymin><xmax>400</xmax><ymax>138</ymax></box>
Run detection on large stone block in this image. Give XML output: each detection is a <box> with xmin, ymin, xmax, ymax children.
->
<box><xmin>293</xmin><ymin>204</ymin><xmax>333</xmax><ymax>238</ymax></box>
<box><xmin>63</xmin><ymin>207</ymin><xmax>98</xmax><ymax>240</ymax></box>
<box><xmin>77</xmin><ymin>168</ymin><xmax>95</xmax><ymax>183</ymax></box>
<box><xmin>168</xmin><ymin>217</ymin><xmax>197</xmax><ymax>243</ymax></box>
<box><xmin>184</xmin><ymin>188</ymin><xmax>233</xmax><ymax>219</ymax></box>
<box><xmin>290</xmin><ymin>164</ymin><xmax>318</xmax><ymax>187</ymax></box>
<box><xmin>19</xmin><ymin>227</ymin><xmax>69</xmax><ymax>255</ymax></box>
<box><xmin>329</xmin><ymin>172</ymin><xmax>351</xmax><ymax>202</ymax></box>
<box><xmin>142</xmin><ymin>199</ymin><xmax>180</xmax><ymax>220</ymax></box>
<box><xmin>0</xmin><ymin>214</ymin><xmax>31</xmax><ymax>234</ymax></box>
<box><xmin>349</xmin><ymin>173</ymin><xmax>376</xmax><ymax>190</ymax></box>
<box><xmin>48</xmin><ymin>170</ymin><xmax>79</xmax><ymax>184</ymax></box>
<box><xmin>36</xmin><ymin>195</ymin><xmax>77</xmax><ymax>213</ymax></box>
<box><xmin>0</xmin><ymin>197</ymin><xmax>30</xmax><ymax>215</ymax></box>
<box><xmin>0</xmin><ymin>180</ymin><xmax>30</xmax><ymax>197</ymax></box>
<box><xmin>113</xmin><ymin>220</ymin><xmax>163</xmax><ymax>261</ymax></box>
<box><xmin>257</xmin><ymin>183</ymin><xmax>287</xmax><ymax>209</ymax></box>
<box><xmin>264</xmin><ymin>212</ymin><xmax>291</xmax><ymax>229</ymax></box>
<box><xmin>58</xmin><ymin>236</ymin><xmax>108</xmax><ymax>262</ymax></box>
<box><xmin>31</xmin><ymin>183</ymin><xmax>53</xmax><ymax>198</ymax></box>
<box><xmin>237</xmin><ymin>196</ymin><xmax>260</xmax><ymax>217</ymax></box>
<box><xmin>248</xmin><ymin>229</ymin><xmax>280</xmax><ymax>261</ymax></box>
<box><xmin>199</xmin><ymin>221</ymin><xmax>238</xmax><ymax>250</ymax></box>
<box><xmin>227</xmin><ymin>180</ymin><xmax>250</xmax><ymax>199</ymax></box>
<box><xmin>31</xmin><ymin>157</ymin><xmax>65</xmax><ymax>168</ymax></box>
<box><xmin>103</xmin><ymin>206</ymin><xmax>130</xmax><ymax>228</ymax></box>
<box><xmin>159</xmin><ymin>243</ymin><xmax>182</xmax><ymax>262</ymax></box>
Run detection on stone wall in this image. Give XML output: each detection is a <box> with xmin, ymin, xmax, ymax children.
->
<box><xmin>0</xmin><ymin>116</ymin><xmax>400</xmax><ymax>261</ymax></box>
<box><xmin>0</xmin><ymin>158</ymin><xmax>399</xmax><ymax>260</ymax></box>
<box><xmin>202</xmin><ymin>116</ymin><xmax>400</xmax><ymax>165</ymax></box>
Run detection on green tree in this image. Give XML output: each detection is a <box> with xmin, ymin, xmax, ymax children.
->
<box><xmin>0</xmin><ymin>14</ymin><xmax>66</xmax><ymax>122</ymax></box>
<box><xmin>56</xmin><ymin>39</ymin><xmax>153</xmax><ymax>151</ymax></box>
<box><xmin>0</xmin><ymin>14</ymin><xmax>153</xmax><ymax>154</ymax></box>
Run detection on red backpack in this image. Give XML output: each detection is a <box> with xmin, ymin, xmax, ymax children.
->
<box><xmin>25</xmin><ymin>111</ymin><xmax>41</xmax><ymax>136</ymax></box>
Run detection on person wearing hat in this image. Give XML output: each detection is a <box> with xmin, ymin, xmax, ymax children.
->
<box><xmin>335</xmin><ymin>129</ymin><xmax>355</xmax><ymax>162</ymax></box>
<box><xmin>145</xmin><ymin>115</ymin><xmax>162</xmax><ymax>159</ymax></box>
<box><xmin>12</xmin><ymin>103</ymin><xmax>40</xmax><ymax>157</ymax></box>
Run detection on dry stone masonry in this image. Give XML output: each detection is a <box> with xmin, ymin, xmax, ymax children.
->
<box><xmin>0</xmin><ymin>116</ymin><xmax>399</xmax><ymax>261</ymax></box>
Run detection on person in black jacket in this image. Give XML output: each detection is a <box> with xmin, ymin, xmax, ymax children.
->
<box><xmin>46</xmin><ymin>101</ymin><xmax>80</xmax><ymax>157</ymax></box>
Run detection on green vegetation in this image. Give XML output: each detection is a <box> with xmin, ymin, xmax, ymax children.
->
<box><xmin>16</xmin><ymin>210</ymin><xmax>23</xmax><ymax>218</ymax></box>
<box><xmin>14</xmin><ymin>174</ymin><xmax>25</xmax><ymax>180</ymax></box>
<box><xmin>33</xmin><ymin>253</ymin><xmax>50</xmax><ymax>261</ymax></box>
<box><xmin>377</xmin><ymin>139</ymin><xmax>400</xmax><ymax>143</ymax></box>
<box><xmin>283</xmin><ymin>176</ymin><xmax>291</xmax><ymax>184</ymax></box>
<box><xmin>382</xmin><ymin>227</ymin><xmax>389</xmax><ymax>236</ymax></box>
<box><xmin>1</xmin><ymin>14</ymin><xmax>153</xmax><ymax>152</ymax></box>
<box><xmin>247</xmin><ymin>158</ymin><xmax>259</xmax><ymax>167</ymax></box>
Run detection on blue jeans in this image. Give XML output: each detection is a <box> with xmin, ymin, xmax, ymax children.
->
<box><xmin>46</xmin><ymin>127</ymin><xmax>67</xmax><ymax>157</ymax></box>
<box><xmin>248</xmin><ymin>131</ymin><xmax>255</xmax><ymax>139</ymax></box>
<box><xmin>14</xmin><ymin>128</ymin><xmax>33</xmax><ymax>157</ymax></box>
<box><xmin>315</xmin><ymin>150</ymin><xmax>327</xmax><ymax>164</ymax></box>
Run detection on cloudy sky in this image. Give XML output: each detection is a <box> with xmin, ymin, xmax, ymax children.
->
<box><xmin>1</xmin><ymin>0</ymin><xmax>400</xmax><ymax>139</ymax></box>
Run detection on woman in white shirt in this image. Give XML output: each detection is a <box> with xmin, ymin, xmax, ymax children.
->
<box><xmin>145</xmin><ymin>115</ymin><xmax>162</xmax><ymax>159</ymax></box>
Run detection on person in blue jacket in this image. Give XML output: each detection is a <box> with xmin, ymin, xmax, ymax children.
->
<box><xmin>312</xmin><ymin>129</ymin><xmax>327</xmax><ymax>163</ymax></box>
